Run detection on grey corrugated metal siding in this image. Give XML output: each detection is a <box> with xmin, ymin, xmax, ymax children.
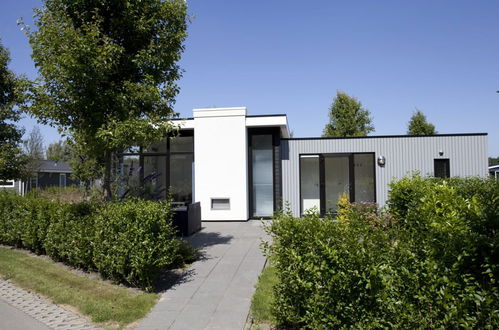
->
<box><xmin>281</xmin><ymin>134</ymin><xmax>488</xmax><ymax>217</ymax></box>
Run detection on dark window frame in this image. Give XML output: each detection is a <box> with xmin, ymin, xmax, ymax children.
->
<box><xmin>434</xmin><ymin>158</ymin><xmax>450</xmax><ymax>178</ymax></box>
<box><xmin>115</xmin><ymin>130</ymin><xmax>194</xmax><ymax>203</ymax></box>
<box><xmin>299</xmin><ymin>152</ymin><xmax>376</xmax><ymax>217</ymax></box>
<box><xmin>248</xmin><ymin>127</ymin><xmax>282</xmax><ymax>219</ymax></box>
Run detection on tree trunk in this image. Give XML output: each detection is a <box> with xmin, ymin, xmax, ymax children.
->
<box><xmin>103</xmin><ymin>150</ymin><xmax>113</xmax><ymax>201</ymax></box>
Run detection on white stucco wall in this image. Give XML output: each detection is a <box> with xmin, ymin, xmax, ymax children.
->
<box><xmin>193</xmin><ymin>107</ymin><xmax>249</xmax><ymax>221</ymax></box>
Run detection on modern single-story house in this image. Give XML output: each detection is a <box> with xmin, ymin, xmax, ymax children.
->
<box><xmin>117</xmin><ymin>107</ymin><xmax>488</xmax><ymax>221</ymax></box>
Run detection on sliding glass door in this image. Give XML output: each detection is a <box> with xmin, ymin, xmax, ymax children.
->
<box><xmin>300</xmin><ymin>153</ymin><xmax>375</xmax><ymax>215</ymax></box>
<box><xmin>324</xmin><ymin>155</ymin><xmax>350</xmax><ymax>212</ymax></box>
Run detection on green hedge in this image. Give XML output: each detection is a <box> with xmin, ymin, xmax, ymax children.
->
<box><xmin>0</xmin><ymin>191</ymin><xmax>194</xmax><ymax>290</ymax></box>
<box><xmin>265</xmin><ymin>176</ymin><xmax>499</xmax><ymax>328</ymax></box>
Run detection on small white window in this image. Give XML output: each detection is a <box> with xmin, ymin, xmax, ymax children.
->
<box><xmin>0</xmin><ymin>180</ymin><xmax>14</xmax><ymax>187</ymax></box>
<box><xmin>59</xmin><ymin>173</ymin><xmax>67</xmax><ymax>187</ymax></box>
<box><xmin>211</xmin><ymin>198</ymin><xmax>230</xmax><ymax>210</ymax></box>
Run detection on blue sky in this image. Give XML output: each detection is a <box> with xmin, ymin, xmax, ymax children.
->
<box><xmin>1</xmin><ymin>0</ymin><xmax>498</xmax><ymax>156</ymax></box>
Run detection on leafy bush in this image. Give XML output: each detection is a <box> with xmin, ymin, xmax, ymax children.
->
<box><xmin>45</xmin><ymin>202</ymin><xmax>97</xmax><ymax>268</ymax></box>
<box><xmin>0</xmin><ymin>192</ymin><xmax>56</xmax><ymax>253</ymax></box>
<box><xmin>0</xmin><ymin>191</ymin><xmax>194</xmax><ymax>291</ymax></box>
<box><xmin>264</xmin><ymin>176</ymin><xmax>499</xmax><ymax>328</ymax></box>
<box><xmin>93</xmin><ymin>199</ymin><xmax>184</xmax><ymax>289</ymax></box>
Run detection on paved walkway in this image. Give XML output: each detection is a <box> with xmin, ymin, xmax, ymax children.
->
<box><xmin>138</xmin><ymin>220</ymin><xmax>268</xmax><ymax>330</ymax></box>
<box><xmin>0</xmin><ymin>279</ymin><xmax>100</xmax><ymax>330</ymax></box>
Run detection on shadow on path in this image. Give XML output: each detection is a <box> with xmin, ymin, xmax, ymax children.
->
<box><xmin>187</xmin><ymin>229</ymin><xmax>234</xmax><ymax>249</ymax></box>
<box><xmin>153</xmin><ymin>227</ymin><xmax>234</xmax><ymax>293</ymax></box>
<box><xmin>153</xmin><ymin>268</ymin><xmax>196</xmax><ymax>293</ymax></box>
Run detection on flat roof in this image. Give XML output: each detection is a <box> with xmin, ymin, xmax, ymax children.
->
<box><xmin>283</xmin><ymin>133</ymin><xmax>487</xmax><ymax>140</ymax></box>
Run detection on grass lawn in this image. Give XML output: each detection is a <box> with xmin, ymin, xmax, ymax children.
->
<box><xmin>250</xmin><ymin>264</ymin><xmax>278</xmax><ymax>327</ymax></box>
<box><xmin>0</xmin><ymin>246</ymin><xmax>158</xmax><ymax>328</ymax></box>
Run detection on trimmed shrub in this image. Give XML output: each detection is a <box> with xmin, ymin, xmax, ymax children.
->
<box><xmin>93</xmin><ymin>199</ymin><xmax>182</xmax><ymax>289</ymax></box>
<box><xmin>265</xmin><ymin>176</ymin><xmax>499</xmax><ymax>328</ymax></box>
<box><xmin>0</xmin><ymin>191</ymin><xmax>194</xmax><ymax>291</ymax></box>
<box><xmin>45</xmin><ymin>202</ymin><xmax>97</xmax><ymax>268</ymax></box>
<box><xmin>0</xmin><ymin>191</ymin><xmax>27</xmax><ymax>247</ymax></box>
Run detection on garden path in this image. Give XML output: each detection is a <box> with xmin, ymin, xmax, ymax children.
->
<box><xmin>137</xmin><ymin>220</ymin><xmax>268</xmax><ymax>330</ymax></box>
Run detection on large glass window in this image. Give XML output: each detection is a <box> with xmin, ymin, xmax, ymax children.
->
<box><xmin>251</xmin><ymin>135</ymin><xmax>274</xmax><ymax>217</ymax></box>
<box><xmin>116</xmin><ymin>132</ymin><xmax>194</xmax><ymax>203</ymax></box>
<box><xmin>300</xmin><ymin>156</ymin><xmax>320</xmax><ymax>213</ymax></box>
<box><xmin>170</xmin><ymin>153</ymin><xmax>193</xmax><ymax>203</ymax></box>
<box><xmin>325</xmin><ymin>156</ymin><xmax>350</xmax><ymax>212</ymax></box>
<box><xmin>117</xmin><ymin>155</ymin><xmax>141</xmax><ymax>195</ymax></box>
<box><xmin>354</xmin><ymin>154</ymin><xmax>375</xmax><ymax>202</ymax></box>
<box><xmin>170</xmin><ymin>136</ymin><xmax>194</xmax><ymax>153</ymax></box>
<box><xmin>144</xmin><ymin>155</ymin><xmax>168</xmax><ymax>200</ymax></box>
<box><xmin>300</xmin><ymin>153</ymin><xmax>375</xmax><ymax>215</ymax></box>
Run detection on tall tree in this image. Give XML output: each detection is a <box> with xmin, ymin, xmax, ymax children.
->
<box><xmin>23</xmin><ymin>126</ymin><xmax>45</xmax><ymax>159</ymax></box>
<box><xmin>46</xmin><ymin>139</ymin><xmax>71</xmax><ymax>162</ymax></box>
<box><xmin>23</xmin><ymin>0</ymin><xmax>188</xmax><ymax>199</ymax></box>
<box><xmin>0</xmin><ymin>40</ymin><xmax>28</xmax><ymax>180</ymax></box>
<box><xmin>323</xmin><ymin>91</ymin><xmax>374</xmax><ymax>137</ymax></box>
<box><xmin>407</xmin><ymin>110</ymin><xmax>437</xmax><ymax>135</ymax></box>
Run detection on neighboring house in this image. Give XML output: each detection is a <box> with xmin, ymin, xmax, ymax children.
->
<box><xmin>116</xmin><ymin>107</ymin><xmax>488</xmax><ymax>221</ymax></box>
<box><xmin>25</xmin><ymin>160</ymin><xmax>79</xmax><ymax>193</ymax></box>
<box><xmin>0</xmin><ymin>179</ymin><xmax>24</xmax><ymax>194</ymax></box>
<box><xmin>489</xmin><ymin>164</ymin><xmax>499</xmax><ymax>181</ymax></box>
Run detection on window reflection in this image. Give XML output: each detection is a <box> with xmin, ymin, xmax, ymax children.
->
<box><xmin>252</xmin><ymin>135</ymin><xmax>273</xmax><ymax>217</ymax></box>
<box><xmin>144</xmin><ymin>140</ymin><xmax>167</xmax><ymax>153</ymax></box>
<box><xmin>170</xmin><ymin>153</ymin><xmax>193</xmax><ymax>203</ymax></box>
<box><xmin>144</xmin><ymin>156</ymin><xmax>168</xmax><ymax>200</ymax></box>
<box><xmin>170</xmin><ymin>136</ymin><xmax>193</xmax><ymax>153</ymax></box>
<box><xmin>116</xmin><ymin>133</ymin><xmax>194</xmax><ymax>203</ymax></box>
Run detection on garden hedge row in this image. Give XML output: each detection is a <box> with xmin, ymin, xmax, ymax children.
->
<box><xmin>0</xmin><ymin>192</ymin><xmax>194</xmax><ymax>290</ymax></box>
<box><xmin>265</xmin><ymin>176</ymin><xmax>499</xmax><ymax>328</ymax></box>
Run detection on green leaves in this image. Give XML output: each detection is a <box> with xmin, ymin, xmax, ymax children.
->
<box><xmin>322</xmin><ymin>91</ymin><xmax>375</xmax><ymax>137</ymax></box>
<box><xmin>407</xmin><ymin>109</ymin><xmax>437</xmax><ymax>135</ymax></box>
<box><xmin>0</xmin><ymin>191</ymin><xmax>194</xmax><ymax>291</ymax></box>
<box><xmin>22</xmin><ymin>0</ymin><xmax>188</xmax><ymax>197</ymax></box>
<box><xmin>265</xmin><ymin>176</ymin><xmax>499</xmax><ymax>328</ymax></box>
<box><xmin>96</xmin><ymin>116</ymin><xmax>176</xmax><ymax>151</ymax></box>
<box><xmin>0</xmin><ymin>40</ymin><xmax>29</xmax><ymax>180</ymax></box>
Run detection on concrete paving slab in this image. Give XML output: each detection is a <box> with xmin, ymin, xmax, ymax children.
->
<box><xmin>137</xmin><ymin>220</ymin><xmax>268</xmax><ymax>330</ymax></box>
<box><xmin>0</xmin><ymin>279</ymin><xmax>100</xmax><ymax>330</ymax></box>
<box><xmin>0</xmin><ymin>299</ymin><xmax>51</xmax><ymax>330</ymax></box>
